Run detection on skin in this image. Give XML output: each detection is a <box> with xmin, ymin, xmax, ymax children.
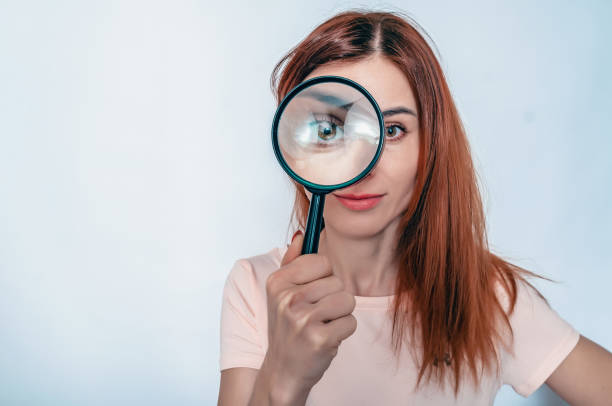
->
<box><xmin>302</xmin><ymin>54</ymin><xmax>420</xmax><ymax>298</ymax></box>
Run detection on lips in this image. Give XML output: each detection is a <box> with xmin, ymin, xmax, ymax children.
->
<box><xmin>333</xmin><ymin>193</ymin><xmax>384</xmax><ymax>200</ymax></box>
<box><xmin>332</xmin><ymin>193</ymin><xmax>385</xmax><ymax>211</ymax></box>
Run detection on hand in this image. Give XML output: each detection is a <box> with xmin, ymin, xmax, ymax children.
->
<box><xmin>263</xmin><ymin>230</ymin><xmax>357</xmax><ymax>399</ymax></box>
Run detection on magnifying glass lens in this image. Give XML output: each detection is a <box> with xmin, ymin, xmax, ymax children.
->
<box><xmin>277</xmin><ymin>81</ymin><xmax>381</xmax><ymax>186</ymax></box>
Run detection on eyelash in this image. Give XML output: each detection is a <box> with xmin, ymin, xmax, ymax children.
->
<box><xmin>313</xmin><ymin>113</ymin><xmax>343</xmax><ymax>126</ymax></box>
<box><xmin>384</xmin><ymin>123</ymin><xmax>408</xmax><ymax>142</ymax></box>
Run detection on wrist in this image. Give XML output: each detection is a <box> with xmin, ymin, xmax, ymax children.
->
<box><xmin>260</xmin><ymin>354</ymin><xmax>312</xmax><ymax>406</ymax></box>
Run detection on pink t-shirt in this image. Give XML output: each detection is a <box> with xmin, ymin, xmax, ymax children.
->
<box><xmin>219</xmin><ymin>246</ymin><xmax>580</xmax><ymax>405</ymax></box>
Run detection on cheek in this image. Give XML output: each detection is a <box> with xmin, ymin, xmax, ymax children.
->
<box><xmin>379</xmin><ymin>143</ymin><xmax>419</xmax><ymax>185</ymax></box>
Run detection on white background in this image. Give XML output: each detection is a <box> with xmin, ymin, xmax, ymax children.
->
<box><xmin>0</xmin><ymin>0</ymin><xmax>610</xmax><ymax>405</ymax></box>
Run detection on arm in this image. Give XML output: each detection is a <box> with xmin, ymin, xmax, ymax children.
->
<box><xmin>218</xmin><ymin>367</ymin><xmax>258</xmax><ymax>406</ymax></box>
<box><xmin>217</xmin><ymin>355</ymin><xmax>312</xmax><ymax>406</ymax></box>
<box><xmin>545</xmin><ymin>334</ymin><xmax>612</xmax><ymax>405</ymax></box>
<box><xmin>248</xmin><ymin>354</ymin><xmax>312</xmax><ymax>406</ymax></box>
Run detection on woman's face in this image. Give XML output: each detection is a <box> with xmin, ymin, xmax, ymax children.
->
<box><xmin>302</xmin><ymin>55</ymin><xmax>420</xmax><ymax>238</ymax></box>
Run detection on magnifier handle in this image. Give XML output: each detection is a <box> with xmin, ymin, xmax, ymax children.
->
<box><xmin>301</xmin><ymin>193</ymin><xmax>326</xmax><ymax>255</ymax></box>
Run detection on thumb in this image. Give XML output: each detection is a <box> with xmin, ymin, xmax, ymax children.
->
<box><xmin>281</xmin><ymin>230</ymin><xmax>303</xmax><ymax>267</ymax></box>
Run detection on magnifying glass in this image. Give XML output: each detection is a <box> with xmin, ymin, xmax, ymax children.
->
<box><xmin>271</xmin><ymin>76</ymin><xmax>385</xmax><ymax>255</ymax></box>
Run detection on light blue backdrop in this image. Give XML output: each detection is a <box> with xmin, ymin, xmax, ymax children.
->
<box><xmin>0</xmin><ymin>0</ymin><xmax>610</xmax><ymax>405</ymax></box>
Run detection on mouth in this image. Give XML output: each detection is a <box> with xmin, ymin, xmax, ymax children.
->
<box><xmin>332</xmin><ymin>193</ymin><xmax>384</xmax><ymax>199</ymax></box>
<box><xmin>332</xmin><ymin>193</ymin><xmax>385</xmax><ymax>211</ymax></box>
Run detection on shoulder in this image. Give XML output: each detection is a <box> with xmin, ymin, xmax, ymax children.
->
<box><xmin>492</xmin><ymin>274</ymin><xmax>580</xmax><ymax>396</ymax></box>
<box><xmin>225</xmin><ymin>245</ymin><xmax>288</xmax><ymax>296</ymax></box>
<box><xmin>219</xmin><ymin>246</ymin><xmax>287</xmax><ymax>372</ymax></box>
<box><xmin>492</xmin><ymin>273</ymin><xmax>550</xmax><ymax>318</ymax></box>
<box><xmin>491</xmin><ymin>273</ymin><xmax>561</xmax><ymax>355</ymax></box>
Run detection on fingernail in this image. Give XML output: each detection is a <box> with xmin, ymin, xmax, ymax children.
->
<box><xmin>291</xmin><ymin>230</ymin><xmax>302</xmax><ymax>243</ymax></box>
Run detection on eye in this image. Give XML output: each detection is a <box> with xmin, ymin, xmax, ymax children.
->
<box><xmin>317</xmin><ymin>121</ymin><xmax>339</xmax><ymax>140</ymax></box>
<box><xmin>309</xmin><ymin>114</ymin><xmax>345</xmax><ymax>146</ymax></box>
<box><xmin>384</xmin><ymin>124</ymin><xmax>407</xmax><ymax>142</ymax></box>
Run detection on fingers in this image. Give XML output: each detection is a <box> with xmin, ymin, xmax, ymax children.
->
<box><xmin>281</xmin><ymin>230</ymin><xmax>304</xmax><ymax>267</ymax></box>
<box><xmin>311</xmin><ymin>291</ymin><xmax>356</xmax><ymax>323</ymax></box>
<box><xmin>319</xmin><ymin>313</ymin><xmax>358</xmax><ymax>345</ymax></box>
<box><xmin>280</xmin><ymin>229</ymin><xmax>334</xmax><ymax>286</ymax></box>
<box><xmin>296</xmin><ymin>275</ymin><xmax>344</xmax><ymax>304</ymax></box>
<box><xmin>284</xmin><ymin>254</ymin><xmax>333</xmax><ymax>285</ymax></box>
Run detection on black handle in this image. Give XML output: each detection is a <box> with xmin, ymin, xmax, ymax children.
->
<box><xmin>301</xmin><ymin>193</ymin><xmax>326</xmax><ymax>255</ymax></box>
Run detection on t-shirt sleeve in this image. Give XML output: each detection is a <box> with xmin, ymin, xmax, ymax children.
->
<box><xmin>501</xmin><ymin>278</ymin><xmax>581</xmax><ymax>397</ymax></box>
<box><xmin>219</xmin><ymin>259</ymin><xmax>266</xmax><ymax>372</ymax></box>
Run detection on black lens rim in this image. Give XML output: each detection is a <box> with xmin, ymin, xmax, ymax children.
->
<box><xmin>271</xmin><ymin>75</ymin><xmax>385</xmax><ymax>194</ymax></box>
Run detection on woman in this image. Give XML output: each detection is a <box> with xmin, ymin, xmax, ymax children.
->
<box><xmin>218</xmin><ymin>9</ymin><xmax>612</xmax><ymax>406</ymax></box>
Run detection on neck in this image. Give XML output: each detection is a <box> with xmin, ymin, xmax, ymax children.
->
<box><xmin>317</xmin><ymin>218</ymin><xmax>400</xmax><ymax>297</ymax></box>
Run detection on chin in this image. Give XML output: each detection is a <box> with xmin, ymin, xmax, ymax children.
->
<box><xmin>324</xmin><ymin>210</ymin><xmax>389</xmax><ymax>238</ymax></box>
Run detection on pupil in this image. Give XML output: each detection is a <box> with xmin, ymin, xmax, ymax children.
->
<box><xmin>319</xmin><ymin>123</ymin><xmax>336</xmax><ymax>140</ymax></box>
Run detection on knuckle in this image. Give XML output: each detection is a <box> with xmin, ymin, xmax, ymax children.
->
<box><xmin>290</xmin><ymin>288</ymin><xmax>305</xmax><ymax>304</ymax></box>
<box><xmin>308</xmin><ymin>328</ymin><xmax>328</xmax><ymax>351</ymax></box>
<box><xmin>276</xmin><ymin>288</ymin><xmax>297</xmax><ymax>312</ymax></box>
<box><xmin>289</xmin><ymin>308</ymin><xmax>312</xmax><ymax>332</ymax></box>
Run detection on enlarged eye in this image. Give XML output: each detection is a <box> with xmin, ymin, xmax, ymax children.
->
<box><xmin>309</xmin><ymin>114</ymin><xmax>345</xmax><ymax>146</ymax></box>
<box><xmin>317</xmin><ymin>121</ymin><xmax>339</xmax><ymax>140</ymax></box>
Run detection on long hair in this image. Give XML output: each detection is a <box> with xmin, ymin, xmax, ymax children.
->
<box><xmin>270</xmin><ymin>9</ymin><xmax>556</xmax><ymax>398</ymax></box>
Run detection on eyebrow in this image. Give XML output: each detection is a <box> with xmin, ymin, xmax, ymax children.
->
<box><xmin>382</xmin><ymin>107</ymin><xmax>417</xmax><ymax>117</ymax></box>
<box><xmin>302</xmin><ymin>91</ymin><xmax>355</xmax><ymax>110</ymax></box>
<box><xmin>302</xmin><ymin>91</ymin><xmax>417</xmax><ymax>118</ymax></box>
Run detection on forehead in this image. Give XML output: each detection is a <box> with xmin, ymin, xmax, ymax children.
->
<box><xmin>302</xmin><ymin>56</ymin><xmax>416</xmax><ymax>111</ymax></box>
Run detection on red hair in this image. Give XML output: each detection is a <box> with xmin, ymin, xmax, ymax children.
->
<box><xmin>270</xmin><ymin>9</ymin><xmax>556</xmax><ymax>398</ymax></box>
